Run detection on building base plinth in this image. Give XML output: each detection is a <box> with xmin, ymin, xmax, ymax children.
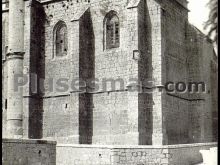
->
<box><xmin>56</xmin><ymin>143</ymin><xmax>217</xmax><ymax>165</ymax></box>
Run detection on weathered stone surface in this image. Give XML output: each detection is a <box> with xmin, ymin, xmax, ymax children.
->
<box><xmin>2</xmin><ymin>139</ymin><xmax>56</xmax><ymax>165</ymax></box>
<box><xmin>56</xmin><ymin>143</ymin><xmax>217</xmax><ymax>165</ymax></box>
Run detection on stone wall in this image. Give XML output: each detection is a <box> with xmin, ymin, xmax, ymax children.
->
<box><xmin>210</xmin><ymin>54</ymin><xmax>218</xmax><ymax>141</ymax></box>
<box><xmin>185</xmin><ymin>25</ymin><xmax>217</xmax><ymax>143</ymax></box>
<box><xmin>2</xmin><ymin>139</ymin><xmax>56</xmax><ymax>165</ymax></box>
<box><xmin>2</xmin><ymin>9</ymin><xmax>9</xmax><ymax>139</ymax></box>
<box><xmin>56</xmin><ymin>143</ymin><xmax>217</xmax><ymax>165</ymax></box>
<box><xmin>29</xmin><ymin>0</ymin><xmax>161</xmax><ymax>145</ymax></box>
<box><xmin>198</xmin><ymin>35</ymin><xmax>218</xmax><ymax>142</ymax></box>
<box><xmin>160</xmin><ymin>0</ymin><xmax>189</xmax><ymax>145</ymax></box>
<box><xmin>2</xmin><ymin>0</ymin><xmax>217</xmax><ymax>145</ymax></box>
<box><xmin>168</xmin><ymin>143</ymin><xmax>216</xmax><ymax>164</ymax></box>
<box><xmin>92</xmin><ymin>91</ymin><xmax>130</xmax><ymax>145</ymax></box>
<box><xmin>137</xmin><ymin>0</ymin><xmax>153</xmax><ymax>145</ymax></box>
<box><xmin>160</xmin><ymin>0</ymin><xmax>217</xmax><ymax>145</ymax></box>
<box><xmin>23</xmin><ymin>0</ymin><xmax>46</xmax><ymax>139</ymax></box>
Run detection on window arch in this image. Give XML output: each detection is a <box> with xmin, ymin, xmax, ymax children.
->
<box><xmin>104</xmin><ymin>11</ymin><xmax>120</xmax><ymax>49</ymax></box>
<box><xmin>53</xmin><ymin>21</ymin><xmax>68</xmax><ymax>58</ymax></box>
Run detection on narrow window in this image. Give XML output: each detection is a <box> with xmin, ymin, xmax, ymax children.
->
<box><xmin>105</xmin><ymin>11</ymin><xmax>120</xmax><ymax>49</ymax></box>
<box><xmin>5</xmin><ymin>46</ymin><xmax>8</xmax><ymax>55</ymax></box>
<box><xmin>5</xmin><ymin>99</ymin><xmax>7</xmax><ymax>109</ymax></box>
<box><xmin>54</xmin><ymin>21</ymin><xmax>68</xmax><ymax>57</ymax></box>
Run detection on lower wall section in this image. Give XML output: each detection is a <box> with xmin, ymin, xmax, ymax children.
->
<box><xmin>167</xmin><ymin>143</ymin><xmax>216</xmax><ymax>164</ymax></box>
<box><xmin>2</xmin><ymin>139</ymin><xmax>56</xmax><ymax>165</ymax></box>
<box><xmin>56</xmin><ymin>143</ymin><xmax>216</xmax><ymax>165</ymax></box>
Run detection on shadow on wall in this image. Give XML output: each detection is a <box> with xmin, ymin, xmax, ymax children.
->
<box><xmin>28</xmin><ymin>1</ymin><xmax>46</xmax><ymax>139</ymax></box>
<box><xmin>138</xmin><ymin>0</ymin><xmax>153</xmax><ymax>145</ymax></box>
<box><xmin>79</xmin><ymin>9</ymin><xmax>95</xmax><ymax>144</ymax></box>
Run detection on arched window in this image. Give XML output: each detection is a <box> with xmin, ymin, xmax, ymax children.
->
<box><xmin>53</xmin><ymin>21</ymin><xmax>68</xmax><ymax>57</ymax></box>
<box><xmin>104</xmin><ymin>11</ymin><xmax>120</xmax><ymax>49</ymax></box>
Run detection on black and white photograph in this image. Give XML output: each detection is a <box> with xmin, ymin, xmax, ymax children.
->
<box><xmin>2</xmin><ymin>0</ymin><xmax>218</xmax><ymax>164</ymax></box>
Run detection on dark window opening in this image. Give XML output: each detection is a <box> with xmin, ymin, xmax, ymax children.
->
<box><xmin>54</xmin><ymin>21</ymin><xmax>68</xmax><ymax>57</ymax></box>
<box><xmin>5</xmin><ymin>46</ymin><xmax>8</xmax><ymax>55</ymax></box>
<box><xmin>5</xmin><ymin>99</ymin><xmax>7</xmax><ymax>110</ymax></box>
<box><xmin>105</xmin><ymin>12</ymin><xmax>120</xmax><ymax>49</ymax></box>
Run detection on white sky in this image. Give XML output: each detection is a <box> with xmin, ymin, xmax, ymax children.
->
<box><xmin>188</xmin><ymin>0</ymin><xmax>210</xmax><ymax>34</ymax></box>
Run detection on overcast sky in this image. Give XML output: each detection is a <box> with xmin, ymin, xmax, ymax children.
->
<box><xmin>188</xmin><ymin>0</ymin><xmax>210</xmax><ymax>34</ymax></box>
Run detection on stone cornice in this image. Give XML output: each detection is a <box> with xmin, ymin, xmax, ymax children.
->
<box><xmin>57</xmin><ymin>142</ymin><xmax>217</xmax><ymax>149</ymax></box>
<box><xmin>2</xmin><ymin>9</ymin><xmax>9</xmax><ymax>13</ymax></box>
<box><xmin>6</xmin><ymin>52</ymin><xmax>25</xmax><ymax>60</ymax></box>
<box><xmin>2</xmin><ymin>138</ymin><xmax>57</xmax><ymax>145</ymax></box>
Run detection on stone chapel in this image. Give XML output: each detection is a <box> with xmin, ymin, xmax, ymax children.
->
<box><xmin>2</xmin><ymin>0</ymin><xmax>218</xmax><ymax>164</ymax></box>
